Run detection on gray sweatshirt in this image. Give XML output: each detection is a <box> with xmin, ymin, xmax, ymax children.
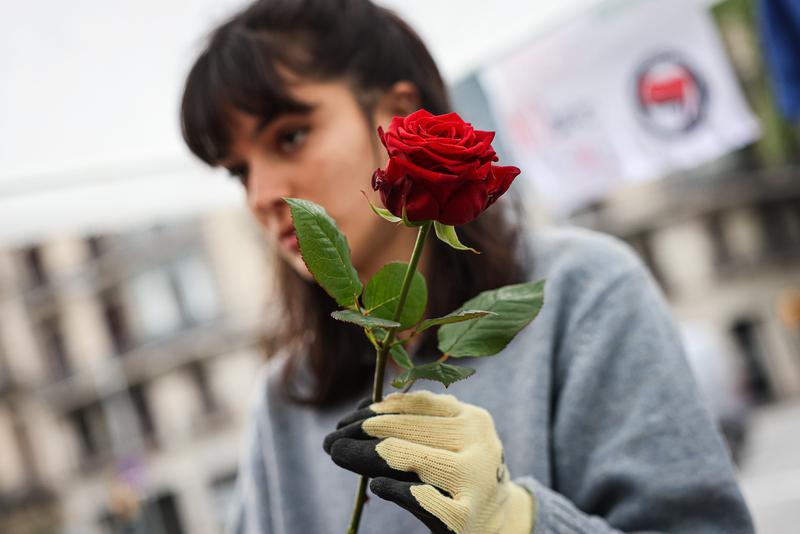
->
<box><xmin>230</xmin><ymin>226</ymin><xmax>755</xmax><ymax>534</ymax></box>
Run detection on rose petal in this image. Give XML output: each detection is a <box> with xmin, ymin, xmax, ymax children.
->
<box><xmin>438</xmin><ymin>182</ymin><xmax>489</xmax><ymax>225</ymax></box>
<box><xmin>486</xmin><ymin>165</ymin><xmax>521</xmax><ymax>206</ymax></box>
<box><xmin>474</xmin><ymin>130</ymin><xmax>496</xmax><ymax>145</ymax></box>
<box><xmin>403</xmin><ymin>145</ymin><xmax>483</xmax><ymax>170</ymax></box>
<box><xmin>391</xmin><ymin>157</ymin><xmax>478</xmax><ymax>185</ymax></box>
<box><xmin>404</xmin><ymin>183</ymin><xmax>441</xmax><ymax>222</ymax></box>
<box><xmin>383</xmin><ymin>158</ymin><xmax>408</xmax><ymax>186</ymax></box>
<box><xmin>380</xmin><ymin>176</ymin><xmax>412</xmax><ymax>219</ymax></box>
<box><xmin>404</xmin><ymin>109</ymin><xmax>432</xmax><ymax>122</ymax></box>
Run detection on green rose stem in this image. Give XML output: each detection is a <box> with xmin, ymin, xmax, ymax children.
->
<box><xmin>347</xmin><ymin>220</ymin><xmax>433</xmax><ymax>534</ymax></box>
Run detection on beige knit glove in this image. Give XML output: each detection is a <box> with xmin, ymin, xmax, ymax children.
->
<box><xmin>323</xmin><ymin>391</ymin><xmax>536</xmax><ymax>534</ymax></box>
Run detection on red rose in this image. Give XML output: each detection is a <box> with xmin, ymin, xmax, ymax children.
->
<box><xmin>371</xmin><ymin>109</ymin><xmax>520</xmax><ymax>226</ymax></box>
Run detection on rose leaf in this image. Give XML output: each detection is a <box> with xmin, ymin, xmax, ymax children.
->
<box><xmin>416</xmin><ymin>309</ymin><xmax>497</xmax><ymax>334</ymax></box>
<box><xmin>330</xmin><ymin>310</ymin><xmax>401</xmax><ymax>329</ymax></box>
<box><xmin>438</xmin><ymin>279</ymin><xmax>545</xmax><ymax>357</ymax></box>
<box><xmin>390</xmin><ymin>344</ymin><xmax>413</xmax><ymax>370</ymax></box>
<box><xmin>364</xmin><ymin>262</ymin><xmax>427</xmax><ymax>330</ymax></box>
<box><xmin>285</xmin><ymin>198</ymin><xmax>363</xmax><ymax>308</ymax></box>
<box><xmin>391</xmin><ymin>362</ymin><xmax>476</xmax><ymax>389</ymax></box>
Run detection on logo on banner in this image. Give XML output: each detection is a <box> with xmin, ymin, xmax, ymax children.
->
<box><xmin>635</xmin><ymin>53</ymin><xmax>707</xmax><ymax>136</ymax></box>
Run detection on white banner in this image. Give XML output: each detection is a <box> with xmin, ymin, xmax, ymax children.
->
<box><xmin>479</xmin><ymin>0</ymin><xmax>760</xmax><ymax>216</ymax></box>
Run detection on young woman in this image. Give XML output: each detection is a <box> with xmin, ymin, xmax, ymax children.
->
<box><xmin>180</xmin><ymin>0</ymin><xmax>755</xmax><ymax>532</ymax></box>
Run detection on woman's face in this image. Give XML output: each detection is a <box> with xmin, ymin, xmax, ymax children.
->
<box><xmin>220</xmin><ymin>79</ymin><xmax>420</xmax><ymax>282</ymax></box>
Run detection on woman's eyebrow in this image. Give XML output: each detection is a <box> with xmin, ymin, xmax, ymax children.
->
<box><xmin>253</xmin><ymin>106</ymin><xmax>316</xmax><ymax>138</ymax></box>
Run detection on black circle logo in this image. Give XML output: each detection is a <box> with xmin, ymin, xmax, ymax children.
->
<box><xmin>635</xmin><ymin>53</ymin><xmax>708</xmax><ymax>136</ymax></box>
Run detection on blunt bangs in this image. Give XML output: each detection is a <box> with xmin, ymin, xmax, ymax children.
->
<box><xmin>180</xmin><ymin>0</ymin><xmax>451</xmax><ymax>171</ymax></box>
<box><xmin>180</xmin><ymin>26</ymin><xmax>312</xmax><ymax>165</ymax></box>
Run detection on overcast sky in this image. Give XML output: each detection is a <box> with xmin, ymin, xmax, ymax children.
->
<box><xmin>0</xmin><ymin>0</ymin><xmax>601</xmax><ymax>246</ymax></box>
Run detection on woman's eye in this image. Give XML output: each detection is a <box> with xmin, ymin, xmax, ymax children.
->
<box><xmin>277</xmin><ymin>127</ymin><xmax>309</xmax><ymax>153</ymax></box>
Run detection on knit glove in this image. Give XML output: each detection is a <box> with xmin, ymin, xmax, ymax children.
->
<box><xmin>323</xmin><ymin>391</ymin><xmax>535</xmax><ymax>534</ymax></box>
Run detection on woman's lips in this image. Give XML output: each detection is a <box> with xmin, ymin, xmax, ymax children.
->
<box><xmin>279</xmin><ymin>230</ymin><xmax>300</xmax><ymax>253</ymax></box>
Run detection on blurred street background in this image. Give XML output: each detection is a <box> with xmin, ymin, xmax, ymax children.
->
<box><xmin>1</xmin><ymin>0</ymin><xmax>799</xmax><ymax>532</ymax></box>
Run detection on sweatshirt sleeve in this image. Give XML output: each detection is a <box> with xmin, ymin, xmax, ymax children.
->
<box><xmin>515</xmin><ymin>244</ymin><xmax>754</xmax><ymax>533</ymax></box>
<box><xmin>227</xmin><ymin>374</ymin><xmax>274</xmax><ymax>534</ymax></box>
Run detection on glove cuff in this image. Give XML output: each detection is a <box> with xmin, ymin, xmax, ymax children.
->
<box><xmin>500</xmin><ymin>481</ymin><xmax>536</xmax><ymax>534</ymax></box>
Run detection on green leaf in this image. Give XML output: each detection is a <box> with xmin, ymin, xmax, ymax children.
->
<box><xmin>416</xmin><ymin>310</ymin><xmax>497</xmax><ymax>334</ymax></box>
<box><xmin>362</xmin><ymin>191</ymin><xmax>402</xmax><ymax>223</ymax></box>
<box><xmin>438</xmin><ymin>280</ymin><xmax>545</xmax><ymax>357</ymax></box>
<box><xmin>390</xmin><ymin>344</ymin><xmax>413</xmax><ymax>370</ymax></box>
<box><xmin>364</xmin><ymin>262</ymin><xmax>428</xmax><ymax>329</ymax></box>
<box><xmin>372</xmin><ymin>327</ymin><xmax>389</xmax><ymax>341</ymax></box>
<box><xmin>434</xmin><ymin>222</ymin><xmax>480</xmax><ymax>254</ymax></box>
<box><xmin>285</xmin><ymin>198</ymin><xmax>363</xmax><ymax>308</ymax></box>
<box><xmin>330</xmin><ymin>310</ymin><xmax>401</xmax><ymax>329</ymax></box>
<box><xmin>391</xmin><ymin>362</ymin><xmax>476</xmax><ymax>389</ymax></box>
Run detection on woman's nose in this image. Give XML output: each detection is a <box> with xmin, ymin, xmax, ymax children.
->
<box><xmin>247</xmin><ymin>162</ymin><xmax>291</xmax><ymax>216</ymax></box>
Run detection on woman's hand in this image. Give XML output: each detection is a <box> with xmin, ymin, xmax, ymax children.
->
<box><xmin>323</xmin><ymin>391</ymin><xmax>535</xmax><ymax>534</ymax></box>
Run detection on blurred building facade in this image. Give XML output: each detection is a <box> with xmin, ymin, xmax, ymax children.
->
<box><xmin>2</xmin><ymin>1</ymin><xmax>798</xmax><ymax>533</ymax></box>
<box><xmin>453</xmin><ymin>0</ymin><xmax>800</xmax><ymax>417</ymax></box>
<box><xmin>571</xmin><ymin>166</ymin><xmax>800</xmax><ymax>406</ymax></box>
<box><xmin>563</xmin><ymin>0</ymin><xmax>800</xmax><ymax>415</ymax></box>
<box><xmin>0</xmin><ymin>209</ymin><xmax>272</xmax><ymax>534</ymax></box>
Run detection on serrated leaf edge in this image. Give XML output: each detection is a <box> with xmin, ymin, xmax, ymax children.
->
<box><xmin>438</xmin><ymin>280</ymin><xmax>545</xmax><ymax>356</ymax></box>
<box><xmin>285</xmin><ymin>198</ymin><xmax>363</xmax><ymax>308</ymax></box>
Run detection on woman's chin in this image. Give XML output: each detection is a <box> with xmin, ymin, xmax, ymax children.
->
<box><xmin>288</xmin><ymin>254</ymin><xmax>314</xmax><ymax>281</ymax></box>
<box><xmin>270</xmin><ymin>237</ymin><xmax>313</xmax><ymax>281</ymax></box>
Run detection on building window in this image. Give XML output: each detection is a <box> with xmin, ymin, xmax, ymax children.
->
<box><xmin>22</xmin><ymin>246</ymin><xmax>47</xmax><ymax>287</ymax></box>
<box><xmin>86</xmin><ymin>236</ymin><xmax>107</xmax><ymax>259</ymax></box>
<box><xmin>100</xmin><ymin>288</ymin><xmax>132</xmax><ymax>355</ymax></box>
<box><xmin>100</xmin><ymin>490</ymin><xmax>185</xmax><ymax>534</ymax></box>
<box><xmin>172</xmin><ymin>256</ymin><xmax>219</xmax><ymax>324</ymax></box>
<box><xmin>152</xmin><ymin>492</ymin><xmax>185</xmax><ymax>534</ymax></box>
<box><xmin>0</xmin><ymin>347</ymin><xmax>10</xmax><ymax>392</ymax></box>
<box><xmin>210</xmin><ymin>473</ymin><xmax>238</xmax><ymax>534</ymax></box>
<box><xmin>626</xmin><ymin>231</ymin><xmax>667</xmax><ymax>291</ymax></box>
<box><xmin>98</xmin><ymin>255</ymin><xmax>220</xmax><ymax>354</ymax></box>
<box><xmin>784</xmin><ymin>198</ymin><xmax>800</xmax><ymax>251</ymax></box>
<box><xmin>730</xmin><ymin>317</ymin><xmax>773</xmax><ymax>404</ymax></box>
<box><xmin>38</xmin><ymin>314</ymin><xmax>71</xmax><ymax>380</ymax></box>
<box><xmin>71</xmin><ymin>409</ymin><xmax>96</xmax><ymax>457</ymax></box>
<box><xmin>125</xmin><ymin>256</ymin><xmax>219</xmax><ymax>341</ymax></box>
<box><xmin>188</xmin><ymin>362</ymin><xmax>218</xmax><ymax>415</ymax></box>
<box><xmin>68</xmin><ymin>404</ymin><xmax>112</xmax><ymax>462</ymax></box>
<box><xmin>757</xmin><ymin>201</ymin><xmax>797</xmax><ymax>260</ymax></box>
<box><xmin>126</xmin><ymin>269</ymin><xmax>182</xmax><ymax>340</ymax></box>
<box><xmin>128</xmin><ymin>384</ymin><xmax>156</xmax><ymax>442</ymax></box>
<box><xmin>706</xmin><ymin>211</ymin><xmax>735</xmax><ymax>272</ymax></box>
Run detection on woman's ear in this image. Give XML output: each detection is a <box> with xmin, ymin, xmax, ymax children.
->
<box><xmin>373</xmin><ymin>80</ymin><xmax>421</xmax><ymax>126</ymax></box>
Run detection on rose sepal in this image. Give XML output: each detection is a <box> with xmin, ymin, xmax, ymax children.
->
<box><xmin>433</xmin><ymin>222</ymin><xmax>480</xmax><ymax>254</ymax></box>
<box><xmin>362</xmin><ymin>190</ymin><xmax>402</xmax><ymax>224</ymax></box>
<box><xmin>401</xmin><ymin>204</ymin><xmax>428</xmax><ymax>228</ymax></box>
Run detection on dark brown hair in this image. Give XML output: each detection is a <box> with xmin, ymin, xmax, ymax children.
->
<box><xmin>181</xmin><ymin>0</ymin><xmax>530</xmax><ymax>407</ymax></box>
